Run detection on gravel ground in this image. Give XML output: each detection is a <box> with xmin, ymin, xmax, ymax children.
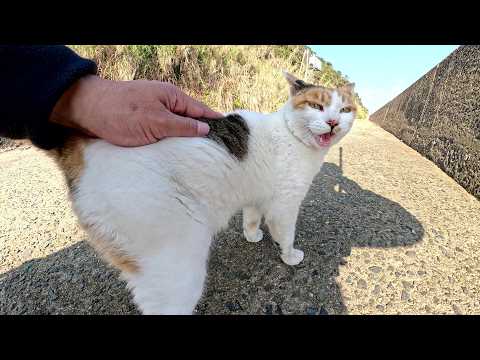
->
<box><xmin>0</xmin><ymin>138</ymin><xmax>29</xmax><ymax>152</ymax></box>
<box><xmin>1</xmin><ymin>120</ymin><xmax>479</xmax><ymax>315</ymax></box>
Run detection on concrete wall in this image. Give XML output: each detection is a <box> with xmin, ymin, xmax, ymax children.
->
<box><xmin>370</xmin><ymin>45</ymin><xmax>480</xmax><ymax>200</ymax></box>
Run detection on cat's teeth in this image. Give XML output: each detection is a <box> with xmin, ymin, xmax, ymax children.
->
<box><xmin>315</xmin><ymin>133</ymin><xmax>333</xmax><ymax>147</ymax></box>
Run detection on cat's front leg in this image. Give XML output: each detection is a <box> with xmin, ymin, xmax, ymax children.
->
<box><xmin>265</xmin><ymin>208</ymin><xmax>304</xmax><ymax>266</ymax></box>
<box><xmin>242</xmin><ymin>206</ymin><xmax>264</xmax><ymax>243</ymax></box>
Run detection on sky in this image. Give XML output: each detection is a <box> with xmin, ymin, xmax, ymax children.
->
<box><xmin>309</xmin><ymin>45</ymin><xmax>459</xmax><ymax>114</ymax></box>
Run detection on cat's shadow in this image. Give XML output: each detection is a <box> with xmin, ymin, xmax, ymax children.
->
<box><xmin>197</xmin><ymin>161</ymin><xmax>424</xmax><ymax>315</ymax></box>
<box><xmin>0</xmin><ymin>162</ymin><xmax>424</xmax><ymax>315</ymax></box>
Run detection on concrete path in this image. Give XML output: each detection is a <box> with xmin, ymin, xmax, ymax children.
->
<box><xmin>1</xmin><ymin>120</ymin><xmax>479</xmax><ymax>314</ymax></box>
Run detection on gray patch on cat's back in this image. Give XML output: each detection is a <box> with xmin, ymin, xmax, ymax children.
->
<box><xmin>198</xmin><ymin>114</ymin><xmax>250</xmax><ymax>160</ymax></box>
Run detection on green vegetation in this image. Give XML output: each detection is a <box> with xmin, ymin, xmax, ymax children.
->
<box><xmin>70</xmin><ymin>45</ymin><xmax>368</xmax><ymax>119</ymax></box>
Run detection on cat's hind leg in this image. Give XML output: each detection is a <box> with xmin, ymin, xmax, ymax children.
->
<box><xmin>242</xmin><ymin>206</ymin><xmax>264</xmax><ymax>243</ymax></box>
<box><xmin>125</xmin><ymin>227</ymin><xmax>213</xmax><ymax>315</ymax></box>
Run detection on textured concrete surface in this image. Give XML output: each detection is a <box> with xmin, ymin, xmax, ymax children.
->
<box><xmin>370</xmin><ymin>45</ymin><xmax>480</xmax><ymax>200</ymax></box>
<box><xmin>1</xmin><ymin>120</ymin><xmax>479</xmax><ymax>315</ymax></box>
<box><xmin>0</xmin><ymin>138</ymin><xmax>24</xmax><ymax>152</ymax></box>
<box><xmin>0</xmin><ymin>137</ymin><xmax>12</xmax><ymax>150</ymax></box>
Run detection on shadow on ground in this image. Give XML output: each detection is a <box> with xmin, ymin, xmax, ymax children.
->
<box><xmin>0</xmin><ymin>152</ymin><xmax>424</xmax><ymax>315</ymax></box>
<box><xmin>0</xmin><ymin>242</ymin><xmax>139</xmax><ymax>315</ymax></box>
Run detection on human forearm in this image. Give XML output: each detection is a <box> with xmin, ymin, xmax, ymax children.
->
<box><xmin>0</xmin><ymin>45</ymin><xmax>97</xmax><ymax>149</ymax></box>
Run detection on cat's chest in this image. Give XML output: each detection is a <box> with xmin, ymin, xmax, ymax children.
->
<box><xmin>267</xmin><ymin>152</ymin><xmax>321</xmax><ymax>201</ymax></box>
<box><xmin>273</xmin><ymin>142</ymin><xmax>323</xmax><ymax>176</ymax></box>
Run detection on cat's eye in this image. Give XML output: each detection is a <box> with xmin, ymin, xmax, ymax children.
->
<box><xmin>310</xmin><ymin>103</ymin><xmax>324</xmax><ymax>111</ymax></box>
<box><xmin>340</xmin><ymin>107</ymin><xmax>351</xmax><ymax>113</ymax></box>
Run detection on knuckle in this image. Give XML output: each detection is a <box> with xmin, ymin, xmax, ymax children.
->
<box><xmin>185</xmin><ymin>118</ymin><xmax>197</xmax><ymax>133</ymax></box>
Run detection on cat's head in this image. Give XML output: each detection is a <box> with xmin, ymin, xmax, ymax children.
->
<box><xmin>283</xmin><ymin>71</ymin><xmax>357</xmax><ymax>149</ymax></box>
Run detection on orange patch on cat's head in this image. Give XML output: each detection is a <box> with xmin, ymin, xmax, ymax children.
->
<box><xmin>292</xmin><ymin>87</ymin><xmax>332</xmax><ymax>109</ymax></box>
<box><xmin>283</xmin><ymin>71</ymin><xmax>358</xmax><ymax>112</ymax></box>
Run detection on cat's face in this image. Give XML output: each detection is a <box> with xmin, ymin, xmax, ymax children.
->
<box><xmin>284</xmin><ymin>71</ymin><xmax>357</xmax><ymax>149</ymax></box>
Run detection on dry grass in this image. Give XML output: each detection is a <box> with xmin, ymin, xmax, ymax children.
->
<box><xmin>70</xmin><ymin>45</ymin><xmax>368</xmax><ymax>118</ymax></box>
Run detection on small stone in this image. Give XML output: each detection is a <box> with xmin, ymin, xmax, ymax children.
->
<box><xmin>339</xmin><ymin>259</ymin><xmax>348</xmax><ymax>266</ymax></box>
<box><xmin>319</xmin><ymin>306</ymin><xmax>329</xmax><ymax>315</ymax></box>
<box><xmin>375</xmin><ymin>305</ymin><xmax>384</xmax><ymax>311</ymax></box>
<box><xmin>357</xmin><ymin>279</ymin><xmax>367</xmax><ymax>289</ymax></box>
<box><xmin>452</xmin><ymin>304</ymin><xmax>462</xmax><ymax>315</ymax></box>
<box><xmin>276</xmin><ymin>305</ymin><xmax>284</xmax><ymax>315</ymax></box>
<box><xmin>225</xmin><ymin>301</ymin><xmax>242</xmax><ymax>312</ymax></box>
<box><xmin>237</xmin><ymin>272</ymin><xmax>251</xmax><ymax>280</ymax></box>
<box><xmin>372</xmin><ymin>285</ymin><xmax>381</xmax><ymax>295</ymax></box>
<box><xmin>264</xmin><ymin>284</ymin><xmax>273</xmax><ymax>292</ymax></box>
<box><xmin>265</xmin><ymin>304</ymin><xmax>273</xmax><ymax>315</ymax></box>
<box><xmin>406</xmin><ymin>250</ymin><xmax>416</xmax><ymax>257</ymax></box>
<box><xmin>306</xmin><ymin>307</ymin><xmax>318</xmax><ymax>315</ymax></box>
<box><xmin>401</xmin><ymin>290</ymin><xmax>410</xmax><ymax>301</ymax></box>
<box><xmin>440</xmin><ymin>246</ymin><xmax>451</xmax><ymax>258</ymax></box>
<box><xmin>21</xmin><ymin>248</ymin><xmax>33</xmax><ymax>260</ymax></box>
<box><xmin>369</xmin><ymin>266</ymin><xmax>382</xmax><ymax>273</ymax></box>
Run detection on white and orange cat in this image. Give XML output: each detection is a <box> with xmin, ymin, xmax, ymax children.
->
<box><xmin>50</xmin><ymin>71</ymin><xmax>357</xmax><ymax>314</ymax></box>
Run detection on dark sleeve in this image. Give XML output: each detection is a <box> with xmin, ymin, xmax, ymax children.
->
<box><xmin>0</xmin><ymin>46</ymin><xmax>98</xmax><ymax>149</ymax></box>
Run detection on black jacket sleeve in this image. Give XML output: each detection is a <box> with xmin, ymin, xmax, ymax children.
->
<box><xmin>0</xmin><ymin>45</ymin><xmax>97</xmax><ymax>149</ymax></box>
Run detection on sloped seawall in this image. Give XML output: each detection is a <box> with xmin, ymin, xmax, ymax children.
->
<box><xmin>370</xmin><ymin>45</ymin><xmax>480</xmax><ymax>199</ymax></box>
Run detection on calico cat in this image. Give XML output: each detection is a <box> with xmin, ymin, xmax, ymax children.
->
<box><xmin>49</xmin><ymin>71</ymin><xmax>357</xmax><ymax>314</ymax></box>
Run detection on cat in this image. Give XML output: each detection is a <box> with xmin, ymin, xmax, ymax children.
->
<box><xmin>49</xmin><ymin>71</ymin><xmax>357</xmax><ymax>315</ymax></box>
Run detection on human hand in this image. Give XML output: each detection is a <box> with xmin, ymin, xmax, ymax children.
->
<box><xmin>49</xmin><ymin>75</ymin><xmax>223</xmax><ymax>146</ymax></box>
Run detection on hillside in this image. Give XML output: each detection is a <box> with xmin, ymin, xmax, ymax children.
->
<box><xmin>70</xmin><ymin>45</ymin><xmax>368</xmax><ymax>119</ymax></box>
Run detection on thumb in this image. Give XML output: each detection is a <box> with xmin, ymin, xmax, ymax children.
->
<box><xmin>160</xmin><ymin>112</ymin><xmax>210</xmax><ymax>138</ymax></box>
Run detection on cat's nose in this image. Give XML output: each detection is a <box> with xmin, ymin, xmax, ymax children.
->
<box><xmin>327</xmin><ymin>119</ymin><xmax>338</xmax><ymax>127</ymax></box>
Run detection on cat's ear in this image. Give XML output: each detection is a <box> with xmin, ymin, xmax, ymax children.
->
<box><xmin>283</xmin><ymin>70</ymin><xmax>310</xmax><ymax>96</ymax></box>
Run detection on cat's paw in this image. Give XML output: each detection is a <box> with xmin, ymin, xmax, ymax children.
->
<box><xmin>244</xmin><ymin>229</ymin><xmax>264</xmax><ymax>243</ymax></box>
<box><xmin>281</xmin><ymin>249</ymin><xmax>304</xmax><ymax>266</ymax></box>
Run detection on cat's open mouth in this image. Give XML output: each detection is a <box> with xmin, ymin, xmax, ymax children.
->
<box><xmin>314</xmin><ymin>132</ymin><xmax>334</xmax><ymax>147</ymax></box>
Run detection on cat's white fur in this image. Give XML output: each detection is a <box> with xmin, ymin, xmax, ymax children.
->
<box><xmin>70</xmin><ymin>74</ymin><xmax>356</xmax><ymax>314</ymax></box>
